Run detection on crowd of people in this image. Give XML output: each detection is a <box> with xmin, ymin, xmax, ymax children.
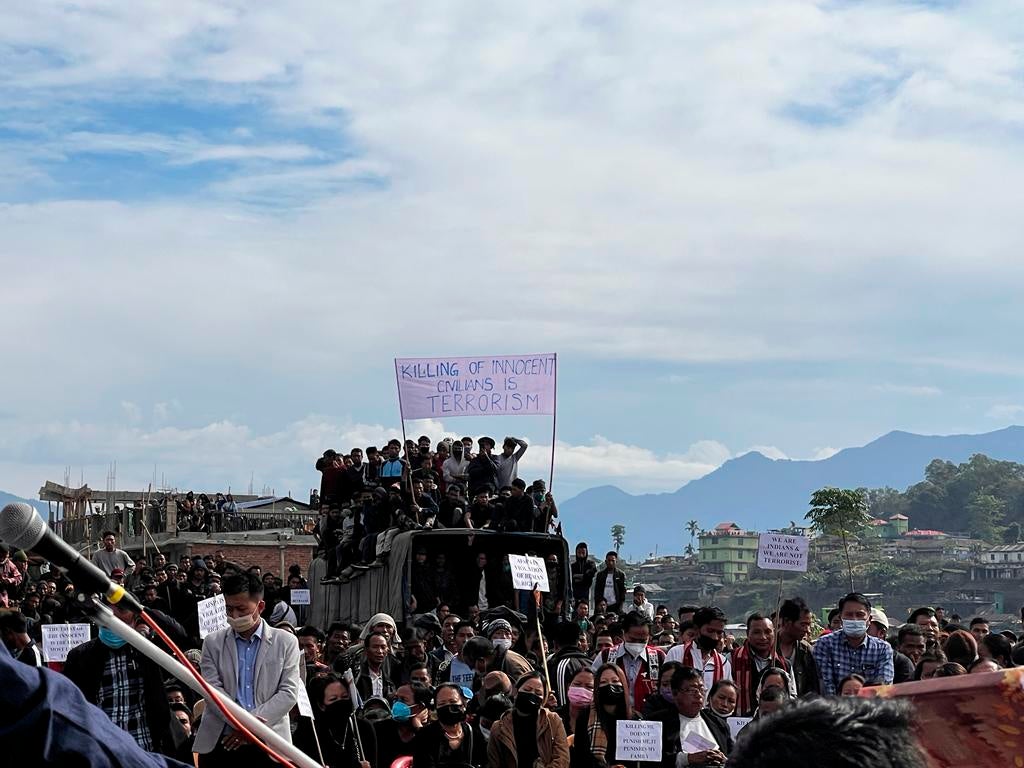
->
<box><xmin>313</xmin><ymin>435</ymin><xmax>559</xmax><ymax>582</ymax></box>
<box><xmin>2</xmin><ymin>434</ymin><xmax>1024</xmax><ymax>767</ymax></box>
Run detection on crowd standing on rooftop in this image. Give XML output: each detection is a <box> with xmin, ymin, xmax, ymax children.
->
<box><xmin>2</xmin><ymin>434</ymin><xmax>1024</xmax><ymax>767</ymax></box>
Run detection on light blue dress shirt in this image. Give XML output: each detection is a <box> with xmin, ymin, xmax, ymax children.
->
<box><xmin>233</xmin><ymin>619</ymin><xmax>264</xmax><ymax>712</ymax></box>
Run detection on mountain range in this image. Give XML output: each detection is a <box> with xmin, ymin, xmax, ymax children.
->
<box><xmin>560</xmin><ymin>426</ymin><xmax>1024</xmax><ymax>558</ymax></box>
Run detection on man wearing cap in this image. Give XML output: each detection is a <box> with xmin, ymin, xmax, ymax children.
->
<box><xmin>467</xmin><ymin>437</ymin><xmax>500</xmax><ymax>498</ymax></box>
<box><xmin>92</xmin><ymin>531</ymin><xmax>136</xmax><ymax>583</ymax></box>
<box><xmin>867</xmin><ymin>609</ymin><xmax>890</xmax><ymax>641</ymax></box>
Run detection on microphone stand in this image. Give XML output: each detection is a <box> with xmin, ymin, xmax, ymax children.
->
<box><xmin>80</xmin><ymin>597</ymin><xmax>323</xmax><ymax>768</ymax></box>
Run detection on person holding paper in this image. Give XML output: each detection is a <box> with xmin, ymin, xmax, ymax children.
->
<box><xmin>654</xmin><ymin>667</ymin><xmax>730</xmax><ymax>767</ymax></box>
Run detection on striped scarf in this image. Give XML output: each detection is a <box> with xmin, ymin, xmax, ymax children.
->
<box><xmin>587</xmin><ymin>707</ymin><xmax>609</xmax><ymax>763</ymax></box>
<box><xmin>731</xmin><ymin>643</ymin><xmax>788</xmax><ymax>717</ymax></box>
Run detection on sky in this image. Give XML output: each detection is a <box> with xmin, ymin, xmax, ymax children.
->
<box><xmin>2</xmin><ymin>1</ymin><xmax>1024</xmax><ymax>504</ymax></box>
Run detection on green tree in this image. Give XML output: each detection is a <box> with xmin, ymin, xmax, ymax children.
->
<box><xmin>684</xmin><ymin>543</ymin><xmax>695</xmax><ymax>558</ymax></box>
<box><xmin>611</xmin><ymin>524</ymin><xmax>626</xmax><ymax>553</ymax></box>
<box><xmin>806</xmin><ymin>487</ymin><xmax>872</xmax><ymax>593</ymax></box>
<box><xmin>1003</xmin><ymin>521</ymin><xmax>1021</xmax><ymax>544</ymax></box>
<box><xmin>966</xmin><ymin>492</ymin><xmax>1004</xmax><ymax>542</ymax></box>
<box><xmin>686</xmin><ymin>519</ymin><xmax>700</xmax><ymax>553</ymax></box>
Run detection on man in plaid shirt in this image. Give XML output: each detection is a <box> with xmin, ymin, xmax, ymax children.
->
<box><xmin>812</xmin><ymin>592</ymin><xmax>894</xmax><ymax>695</ymax></box>
<box><xmin>64</xmin><ymin>601</ymin><xmax>171</xmax><ymax>752</ymax></box>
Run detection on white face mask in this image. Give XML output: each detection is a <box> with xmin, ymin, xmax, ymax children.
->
<box><xmin>624</xmin><ymin>642</ymin><xmax>646</xmax><ymax>657</ymax></box>
<box><xmin>493</xmin><ymin>638</ymin><xmax>512</xmax><ymax>651</ymax></box>
<box><xmin>227</xmin><ymin>610</ymin><xmax>259</xmax><ymax>633</ymax></box>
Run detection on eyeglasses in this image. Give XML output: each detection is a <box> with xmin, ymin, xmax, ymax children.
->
<box><xmin>679</xmin><ymin>687</ymin><xmax>706</xmax><ymax>698</ymax></box>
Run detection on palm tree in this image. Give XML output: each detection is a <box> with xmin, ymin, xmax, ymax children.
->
<box><xmin>806</xmin><ymin>487</ymin><xmax>872</xmax><ymax>592</ymax></box>
<box><xmin>611</xmin><ymin>524</ymin><xmax>626</xmax><ymax>553</ymax></box>
<box><xmin>686</xmin><ymin>519</ymin><xmax>700</xmax><ymax>553</ymax></box>
<box><xmin>684</xmin><ymin>543</ymin><xmax>695</xmax><ymax>558</ymax></box>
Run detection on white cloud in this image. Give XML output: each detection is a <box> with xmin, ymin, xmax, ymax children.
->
<box><xmin>986</xmin><ymin>404</ymin><xmax>1024</xmax><ymax>421</ymax></box>
<box><xmin>810</xmin><ymin>446</ymin><xmax>839</xmax><ymax>460</ymax></box>
<box><xmin>744</xmin><ymin>445</ymin><xmax>790</xmax><ymax>461</ymax></box>
<box><xmin>873</xmin><ymin>384</ymin><xmax>942</xmax><ymax>397</ymax></box>
<box><xmin>0</xmin><ymin>413</ymin><xmax>736</xmax><ymax>498</ymax></box>
<box><xmin>1</xmin><ymin>3</ymin><xmax>1023</xmax><ymax>491</ymax></box>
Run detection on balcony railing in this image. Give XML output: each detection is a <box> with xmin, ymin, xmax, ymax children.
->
<box><xmin>51</xmin><ymin>508</ymin><xmax>318</xmax><ymax>545</ymax></box>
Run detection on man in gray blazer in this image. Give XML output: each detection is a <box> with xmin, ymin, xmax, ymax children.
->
<box><xmin>194</xmin><ymin>573</ymin><xmax>301</xmax><ymax>767</ymax></box>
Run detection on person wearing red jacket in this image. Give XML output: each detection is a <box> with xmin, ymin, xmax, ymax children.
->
<box><xmin>591</xmin><ymin>612</ymin><xmax>665</xmax><ymax>714</ymax></box>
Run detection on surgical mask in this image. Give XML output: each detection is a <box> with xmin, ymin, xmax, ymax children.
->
<box><xmin>392</xmin><ymin>701</ymin><xmax>412</xmax><ymax>722</ymax></box>
<box><xmin>227</xmin><ymin>610</ymin><xmax>259</xmax><ymax>633</ymax></box>
<box><xmin>567</xmin><ymin>686</ymin><xmax>593</xmax><ymax>707</ymax></box>
<box><xmin>99</xmin><ymin>626</ymin><xmax>128</xmax><ymax>649</ymax></box>
<box><xmin>493</xmin><ymin>638</ymin><xmax>512</xmax><ymax>652</ymax></box>
<box><xmin>624</xmin><ymin>642</ymin><xmax>646</xmax><ymax>657</ymax></box>
<box><xmin>842</xmin><ymin>619</ymin><xmax>868</xmax><ymax>638</ymax></box>
<box><xmin>661</xmin><ymin>687</ymin><xmax>675</xmax><ymax>703</ymax></box>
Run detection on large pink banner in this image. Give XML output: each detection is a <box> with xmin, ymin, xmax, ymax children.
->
<box><xmin>395</xmin><ymin>354</ymin><xmax>557</xmax><ymax>420</ymax></box>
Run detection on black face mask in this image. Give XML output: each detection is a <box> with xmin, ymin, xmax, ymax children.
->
<box><xmin>516</xmin><ymin>691</ymin><xmax>542</xmax><ymax>716</ymax></box>
<box><xmin>598</xmin><ymin>685</ymin><xmax>625</xmax><ymax>706</ymax></box>
<box><xmin>324</xmin><ymin>699</ymin><xmax>354</xmax><ymax>722</ymax></box>
<box><xmin>697</xmin><ymin>634</ymin><xmax>718</xmax><ymax>652</ymax></box>
<box><xmin>437</xmin><ymin>704</ymin><xmax>466</xmax><ymax>726</ymax></box>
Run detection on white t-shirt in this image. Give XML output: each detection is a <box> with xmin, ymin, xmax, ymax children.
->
<box><xmin>603</xmin><ymin>577</ymin><xmax>617</xmax><ymax>606</ymax></box>
<box><xmin>676</xmin><ymin>713</ymin><xmax>718</xmax><ymax>766</ymax></box>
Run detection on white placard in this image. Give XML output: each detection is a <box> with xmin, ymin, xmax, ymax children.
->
<box><xmin>197</xmin><ymin>594</ymin><xmax>228</xmax><ymax>639</ymax></box>
<box><xmin>727</xmin><ymin>716</ymin><xmax>752</xmax><ymax>740</ymax></box>
<box><xmin>616</xmin><ymin>719</ymin><xmax>662</xmax><ymax>762</ymax></box>
<box><xmin>682</xmin><ymin>730</ymin><xmax>719</xmax><ymax>754</ymax></box>
<box><xmin>756</xmin><ymin>533</ymin><xmax>809</xmax><ymax>572</ymax></box>
<box><xmin>508</xmin><ymin>554</ymin><xmax>550</xmax><ymax>592</ymax></box>
<box><xmin>290</xmin><ymin>588</ymin><xmax>311</xmax><ymax>606</ymax></box>
<box><xmin>42</xmin><ymin>623</ymin><xmax>91</xmax><ymax>662</ymax></box>
<box><xmin>296</xmin><ymin>681</ymin><xmax>315</xmax><ymax>718</ymax></box>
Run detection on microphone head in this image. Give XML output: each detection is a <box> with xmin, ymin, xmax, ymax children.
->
<box><xmin>0</xmin><ymin>502</ymin><xmax>47</xmax><ymax>551</ymax></box>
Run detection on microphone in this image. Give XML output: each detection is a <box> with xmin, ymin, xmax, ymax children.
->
<box><xmin>0</xmin><ymin>502</ymin><xmax>143</xmax><ymax>613</ymax></box>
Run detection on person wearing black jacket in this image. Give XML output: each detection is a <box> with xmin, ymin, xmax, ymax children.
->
<box><xmin>571</xmin><ymin>543</ymin><xmax>597</xmax><ymax>603</ymax></box>
<box><xmin>546</xmin><ymin>622</ymin><xmax>591</xmax><ymax>708</ymax></box>
<box><xmin>593</xmin><ymin>552</ymin><xmax>626</xmax><ymax>614</ymax></box>
<box><xmin>63</xmin><ymin>602</ymin><xmax>173</xmax><ymax>755</ymax></box>
<box><xmin>466</xmin><ymin>438</ymin><xmax>500</xmax><ymax>497</ymax></box>
<box><xmin>294</xmin><ymin>673</ymin><xmax>377</xmax><ymax>768</ymax></box>
<box><xmin>655</xmin><ymin>667</ymin><xmax>731</xmax><ymax>768</ymax></box>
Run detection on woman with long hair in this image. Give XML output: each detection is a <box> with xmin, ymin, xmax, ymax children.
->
<box><xmin>556</xmin><ymin>667</ymin><xmax>595</xmax><ymax>733</ymax></box>
<box><xmin>293</xmin><ymin>673</ymin><xmax>376</xmax><ymax>768</ymax></box>
<box><xmin>488</xmin><ymin>671</ymin><xmax>570</xmax><ymax>768</ymax></box>
<box><xmin>571</xmin><ymin>663</ymin><xmax>636</xmax><ymax>768</ymax></box>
